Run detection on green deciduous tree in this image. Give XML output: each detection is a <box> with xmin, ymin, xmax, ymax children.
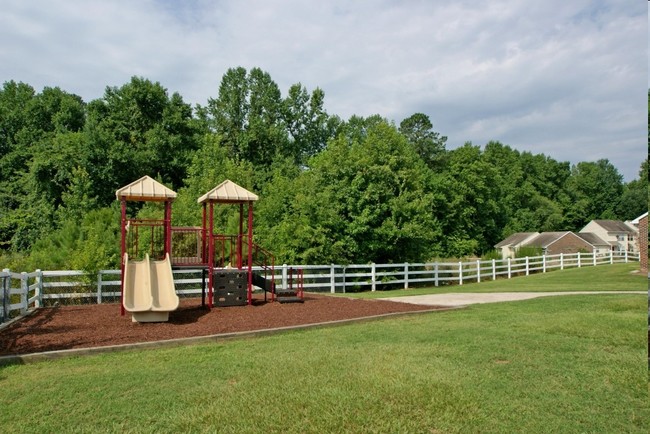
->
<box><xmin>83</xmin><ymin>76</ymin><xmax>199</xmax><ymax>204</ymax></box>
<box><xmin>262</xmin><ymin>119</ymin><xmax>443</xmax><ymax>264</ymax></box>
<box><xmin>283</xmin><ymin>84</ymin><xmax>335</xmax><ymax>164</ymax></box>
<box><xmin>562</xmin><ymin>159</ymin><xmax>624</xmax><ymax>229</ymax></box>
<box><xmin>399</xmin><ymin>113</ymin><xmax>447</xmax><ymax>170</ymax></box>
<box><xmin>440</xmin><ymin>143</ymin><xmax>504</xmax><ymax>256</ymax></box>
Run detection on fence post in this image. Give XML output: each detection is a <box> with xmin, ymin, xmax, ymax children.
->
<box><xmin>542</xmin><ymin>255</ymin><xmax>546</xmax><ymax>273</ymax></box>
<box><xmin>609</xmin><ymin>250</ymin><xmax>613</xmax><ymax>264</ymax></box>
<box><xmin>577</xmin><ymin>252</ymin><xmax>581</xmax><ymax>268</ymax></box>
<box><xmin>97</xmin><ymin>271</ymin><xmax>103</xmax><ymax>304</ymax></box>
<box><xmin>624</xmin><ymin>250</ymin><xmax>628</xmax><ymax>263</ymax></box>
<box><xmin>20</xmin><ymin>272</ymin><xmax>28</xmax><ymax>314</ymax></box>
<box><xmin>434</xmin><ymin>263</ymin><xmax>439</xmax><ymax>287</ymax></box>
<box><xmin>492</xmin><ymin>259</ymin><xmax>496</xmax><ymax>281</ymax></box>
<box><xmin>371</xmin><ymin>263</ymin><xmax>376</xmax><ymax>292</ymax></box>
<box><xmin>404</xmin><ymin>263</ymin><xmax>409</xmax><ymax>290</ymax></box>
<box><xmin>459</xmin><ymin>262</ymin><xmax>463</xmax><ymax>285</ymax></box>
<box><xmin>525</xmin><ymin>257</ymin><xmax>529</xmax><ymax>276</ymax></box>
<box><xmin>560</xmin><ymin>253</ymin><xmax>564</xmax><ymax>270</ymax></box>
<box><xmin>507</xmin><ymin>258</ymin><xmax>511</xmax><ymax>279</ymax></box>
<box><xmin>592</xmin><ymin>252</ymin><xmax>596</xmax><ymax>266</ymax></box>
<box><xmin>35</xmin><ymin>269</ymin><xmax>42</xmax><ymax>308</ymax></box>
<box><xmin>330</xmin><ymin>264</ymin><xmax>336</xmax><ymax>294</ymax></box>
<box><xmin>476</xmin><ymin>260</ymin><xmax>481</xmax><ymax>283</ymax></box>
<box><xmin>2</xmin><ymin>269</ymin><xmax>9</xmax><ymax>322</ymax></box>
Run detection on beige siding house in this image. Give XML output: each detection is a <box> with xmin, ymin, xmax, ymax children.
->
<box><xmin>575</xmin><ymin>232</ymin><xmax>610</xmax><ymax>256</ymax></box>
<box><xmin>494</xmin><ymin>232</ymin><xmax>539</xmax><ymax>259</ymax></box>
<box><xmin>579</xmin><ymin>220</ymin><xmax>638</xmax><ymax>254</ymax></box>
<box><xmin>628</xmin><ymin>212</ymin><xmax>648</xmax><ymax>272</ymax></box>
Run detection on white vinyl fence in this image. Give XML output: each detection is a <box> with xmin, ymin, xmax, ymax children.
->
<box><xmin>0</xmin><ymin>251</ymin><xmax>639</xmax><ymax>324</ymax></box>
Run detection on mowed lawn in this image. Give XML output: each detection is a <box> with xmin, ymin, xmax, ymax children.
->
<box><xmin>0</xmin><ymin>265</ymin><xmax>647</xmax><ymax>433</ymax></box>
<box><xmin>344</xmin><ymin>262</ymin><xmax>646</xmax><ymax>298</ymax></box>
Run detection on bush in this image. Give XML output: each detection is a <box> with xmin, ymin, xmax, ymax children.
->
<box><xmin>481</xmin><ymin>249</ymin><xmax>502</xmax><ymax>261</ymax></box>
<box><xmin>514</xmin><ymin>246</ymin><xmax>543</xmax><ymax>258</ymax></box>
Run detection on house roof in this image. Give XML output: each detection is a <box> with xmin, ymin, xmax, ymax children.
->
<box><xmin>589</xmin><ymin>220</ymin><xmax>635</xmax><ymax>234</ymax></box>
<box><xmin>495</xmin><ymin>232</ymin><xmax>538</xmax><ymax>248</ymax></box>
<box><xmin>576</xmin><ymin>232</ymin><xmax>609</xmax><ymax>246</ymax></box>
<box><xmin>115</xmin><ymin>176</ymin><xmax>177</xmax><ymax>201</ymax></box>
<box><xmin>524</xmin><ymin>232</ymin><xmax>574</xmax><ymax>248</ymax></box>
<box><xmin>197</xmin><ymin>180</ymin><xmax>258</xmax><ymax>204</ymax></box>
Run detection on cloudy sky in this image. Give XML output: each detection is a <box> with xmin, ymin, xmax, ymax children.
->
<box><xmin>1</xmin><ymin>0</ymin><xmax>646</xmax><ymax>180</ymax></box>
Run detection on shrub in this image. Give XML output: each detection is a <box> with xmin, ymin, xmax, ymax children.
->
<box><xmin>515</xmin><ymin>246</ymin><xmax>543</xmax><ymax>258</ymax></box>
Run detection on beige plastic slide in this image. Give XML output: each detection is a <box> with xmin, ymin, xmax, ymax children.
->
<box><xmin>122</xmin><ymin>253</ymin><xmax>179</xmax><ymax>322</ymax></box>
<box><xmin>150</xmin><ymin>253</ymin><xmax>180</xmax><ymax>314</ymax></box>
<box><xmin>122</xmin><ymin>253</ymin><xmax>153</xmax><ymax>313</ymax></box>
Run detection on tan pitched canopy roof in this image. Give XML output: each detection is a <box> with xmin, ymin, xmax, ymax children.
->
<box><xmin>197</xmin><ymin>180</ymin><xmax>258</xmax><ymax>204</ymax></box>
<box><xmin>115</xmin><ymin>176</ymin><xmax>177</xmax><ymax>201</ymax></box>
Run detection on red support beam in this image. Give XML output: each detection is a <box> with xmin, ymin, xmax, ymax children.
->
<box><xmin>208</xmin><ymin>201</ymin><xmax>214</xmax><ymax>308</ymax></box>
<box><xmin>247</xmin><ymin>201</ymin><xmax>254</xmax><ymax>305</ymax></box>
<box><xmin>120</xmin><ymin>200</ymin><xmax>127</xmax><ymax>316</ymax></box>
<box><xmin>164</xmin><ymin>200</ymin><xmax>172</xmax><ymax>258</ymax></box>
<box><xmin>238</xmin><ymin>203</ymin><xmax>243</xmax><ymax>269</ymax></box>
<box><xmin>202</xmin><ymin>203</ymin><xmax>207</xmax><ymax>264</ymax></box>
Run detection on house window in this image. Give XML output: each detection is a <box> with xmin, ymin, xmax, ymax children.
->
<box><xmin>616</xmin><ymin>234</ymin><xmax>625</xmax><ymax>241</ymax></box>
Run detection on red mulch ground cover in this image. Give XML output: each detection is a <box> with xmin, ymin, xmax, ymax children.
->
<box><xmin>0</xmin><ymin>294</ymin><xmax>440</xmax><ymax>356</ymax></box>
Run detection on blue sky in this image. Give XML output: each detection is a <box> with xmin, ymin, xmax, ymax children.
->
<box><xmin>1</xmin><ymin>0</ymin><xmax>646</xmax><ymax>181</ymax></box>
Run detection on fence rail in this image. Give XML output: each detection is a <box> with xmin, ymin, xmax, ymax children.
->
<box><xmin>0</xmin><ymin>251</ymin><xmax>639</xmax><ymax>324</ymax></box>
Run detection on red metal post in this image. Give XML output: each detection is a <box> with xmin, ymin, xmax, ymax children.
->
<box><xmin>208</xmin><ymin>202</ymin><xmax>214</xmax><ymax>308</ymax></box>
<box><xmin>237</xmin><ymin>203</ymin><xmax>243</xmax><ymax>269</ymax></box>
<box><xmin>120</xmin><ymin>199</ymin><xmax>126</xmax><ymax>316</ymax></box>
<box><xmin>202</xmin><ymin>203</ymin><xmax>207</xmax><ymax>265</ymax></box>
<box><xmin>165</xmin><ymin>200</ymin><xmax>172</xmax><ymax>258</ymax></box>
<box><xmin>247</xmin><ymin>202</ymin><xmax>254</xmax><ymax>305</ymax></box>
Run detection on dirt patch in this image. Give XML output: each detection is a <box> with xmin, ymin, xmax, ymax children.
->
<box><xmin>0</xmin><ymin>294</ymin><xmax>441</xmax><ymax>356</ymax></box>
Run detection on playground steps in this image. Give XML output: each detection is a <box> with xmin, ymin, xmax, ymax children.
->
<box><xmin>252</xmin><ymin>273</ymin><xmax>304</xmax><ymax>304</ymax></box>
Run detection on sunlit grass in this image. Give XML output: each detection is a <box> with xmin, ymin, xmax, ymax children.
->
<box><xmin>0</xmin><ymin>291</ymin><xmax>647</xmax><ymax>433</ymax></box>
<box><xmin>336</xmin><ymin>262</ymin><xmax>646</xmax><ymax>299</ymax></box>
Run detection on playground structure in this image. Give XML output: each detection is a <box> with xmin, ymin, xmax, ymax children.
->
<box><xmin>116</xmin><ymin>176</ymin><xmax>304</xmax><ymax>322</ymax></box>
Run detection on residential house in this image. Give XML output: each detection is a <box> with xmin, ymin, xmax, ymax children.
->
<box><xmin>522</xmin><ymin>231</ymin><xmax>594</xmax><ymax>256</ymax></box>
<box><xmin>579</xmin><ymin>220</ymin><xmax>638</xmax><ymax>254</ymax></box>
<box><xmin>575</xmin><ymin>232</ymin><xmax>610</xmax><ymax>256</ymax></box>
<box><xmin>494</xmin><ymin>232</ymin><xmax>539</xmax><ymax>259</ymax></box>
<box><xmin>628</xmin><ymin>212</ymin><xmax>648</xmax><ymax>272</ymax></box>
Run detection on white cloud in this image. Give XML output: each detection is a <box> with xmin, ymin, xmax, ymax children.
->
<box><xmin>0</xmin><ymin>0</ymin><xmax>646</xmax><ymax>180</ymax></box>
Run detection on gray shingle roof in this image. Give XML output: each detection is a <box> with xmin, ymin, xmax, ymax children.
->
<box><xmin>591</xmin><ymin>220</ymin><xmax>634</xmax><ymax>234</ymax></box>
<box><xmin>524</xmin><ymin>232</ymin><xmax>570</xmax><ymax>248</ymax></box>
<box><xmin>576</xmin><ymin>232</ymin><xmax>609</xmax><ymax>246</ymax></box>
<box><xmin>495</xmin><ymin>232</ymin><xmax>538</xmax><ymax>248</ymax></box>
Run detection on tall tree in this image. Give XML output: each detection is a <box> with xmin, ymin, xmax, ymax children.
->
<box><xmin>399</xmin><ymin>113</ymin><xmax>447</xmax><ymax>170</ymax></box>
<box><xmin>562</xmin><ymin>159</ymin><xmax>624</xmax><ymax>229</ymax></box>
<box><xmin>440</xmin><ymin>143</ymin><xmax>504</xmax><ymax>256</ymax></box>
<box><xmin>208</xmin><ymin>67</ymin><xmax>291</xmax><ymax>167</ymax></box>
<box><xmin>283</xmin><ymin>84</ymin><xmax>334</xmax><ymax>164</ymax></box>
<box><xmin>264</xmin><ymin>119</ymin><xmax>443</xmax><ymax>264</ymax></box>
<box><xmin>83</xmin><ymin>76</ymin><xmax>199</xmax><ymax>203</ymax></box>
<box><xmin>0</xmin><ymin>83</ymin><xmax>86</xmax><ymax>250</ymax></box>
<box><xmin>615</xmin><ymin>160</ymin><xmax>648</xmax><ymax>220</ymax></box>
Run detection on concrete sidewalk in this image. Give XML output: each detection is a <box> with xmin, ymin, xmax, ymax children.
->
<box><xmin>379</xmin><ymin>291</ymin><xmax>646</xmax><ymax>307</ymax></box>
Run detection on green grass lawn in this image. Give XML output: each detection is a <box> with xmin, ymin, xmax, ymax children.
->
<box><xmin>0</xmin><ymin>264</ymin><xmax>647</xmax><ymax>433</ymax></box>
<box><xmin>339</xmin><ymin>262</ymin><xmax>646</xmax><ymax>299</ymax></box>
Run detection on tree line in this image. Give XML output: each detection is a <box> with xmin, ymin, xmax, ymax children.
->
<box><xmin>0</xmin><ymin>68</ymin><xmax>647</xmax><ymax>272</ymax></box>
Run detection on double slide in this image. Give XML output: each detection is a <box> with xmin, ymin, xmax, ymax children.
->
<box><xmin>123</xmin><ymin>253</ymin><xmax>179</xmax><ymax>322</ymax></box>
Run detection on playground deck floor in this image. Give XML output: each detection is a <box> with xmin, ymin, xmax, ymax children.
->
<box><xmin>0</xmin><ymin>294</ymin><xmax>441</xmax><ymax>357</ymax></box>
